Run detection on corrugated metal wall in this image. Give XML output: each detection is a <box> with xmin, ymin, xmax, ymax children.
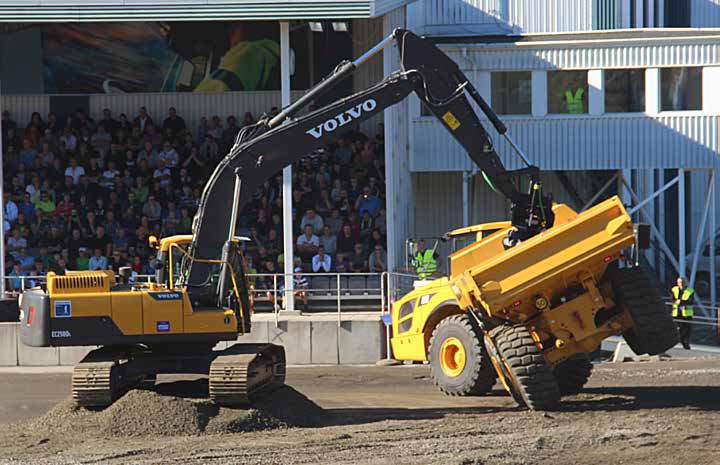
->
<box><xmin>352</xmin><ymin>17</ymin><xmax>384</xmax><ymax>134</ymax></box>
<box><xmin>407</xmin><ymin>0</ymin><xmax>592</xmax><ymax>34</ymax></box>
<box><xmin>444</xmin><ymin>42</ymin><xmax>720</xmax><ymax>71</ymax></box>
<box><xmin>410</xmin><ymin>114</ymin><xmax>720</xmax><ymax>171</ymax></box>
<box><xmin>691</xmin><ymin>0</ymin><xmax>720</xmax><ymax>27</ymax></box>
<box><xmin>383</xmin><ymin>5</ymin><xmax>413</xmax><ymax>270</ymax></box>
<box><xmin>2</xmin><ymin>91</ymin><xmax>305</xmax><ymax>135</ymax></box>
<box><xmin>507</xmin><ymin>0</ymin><xmax>592</xmax><ymax>32</ymax></box>
<box><xmin>89</xmin><ymin>91</ymin><xmax>305</xmax><ymax>134</ymax></box>
<box><xmin>1</xmin><ymin>95</ymin><xmax>50</xmax><ymax>128</ymax></box>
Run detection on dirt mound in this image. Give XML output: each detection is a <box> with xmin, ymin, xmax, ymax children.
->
<box><xmin>21</xmin><ymin>384</ymin><xmax>327</xmax><ymax>439</ymax></box>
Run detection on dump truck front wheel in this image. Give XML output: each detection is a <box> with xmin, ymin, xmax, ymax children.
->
<box><xmin>428</xmin><ymin>315</ymin><xmax>496</xmax><ymax>396</ymax></box>
<box><xmin>553</xmin><ymin>354</ymin><xmax>592</xmax><ymax>395</ymax></box>
<box><xmin>486</xmin><ymin>324</ymin><xmax>561</xmax><ymax>410</ymax></box>
<box><xmin>610</xmin><ymin>267</ymin><xmax>679</xmax><ymax>355</ymax></box>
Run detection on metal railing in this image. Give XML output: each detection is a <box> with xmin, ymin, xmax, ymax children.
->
<box><xmin>248</xmin><ymin>272</ymin><xmax>389</xmax><ymax>326</ymax></box>
<box><xmin>2</xmin><ymin>273</ymin><xmax>155</xmax><ymax>294</ymax></box>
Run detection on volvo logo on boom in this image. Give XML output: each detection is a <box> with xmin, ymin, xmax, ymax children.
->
<box><xmin>306</xmin><ymin>99</ymin><xmax>377</xmax><ymax>139</ymax></box>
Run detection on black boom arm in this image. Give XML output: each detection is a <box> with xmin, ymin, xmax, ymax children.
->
<box><xmin>184</xmin><ymin>29</ymin><xmax>553</xmax><ymax>305</ymax></box>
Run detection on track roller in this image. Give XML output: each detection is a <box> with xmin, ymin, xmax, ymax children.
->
<box><xmin>209</xmin><ymin>344</ymin><xmax>285</xmax><ymax>406</ymax></box>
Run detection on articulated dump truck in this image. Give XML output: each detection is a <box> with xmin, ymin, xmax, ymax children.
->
<box><xmin>390</xmin><ymin>197</ymin><xmax>679</xmax><ymax>410</ymax></box>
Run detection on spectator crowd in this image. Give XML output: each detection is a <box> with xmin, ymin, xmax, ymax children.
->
<box><xmin>0</xmin><ymin>105</ymin><xmax>388</xmax><ymax>291</ymax></box>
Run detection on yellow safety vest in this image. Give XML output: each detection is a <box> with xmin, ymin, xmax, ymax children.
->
<box><xmin>565</xmin><ymin>88</ymin><xmax>584</xmax><ymax>114</ymax></box>
<box><xmin>415</xmin><ymin>249</ymin><xmax>437</xmax><ymax>279</ymax></box>
<box><xmin>671</xmin><ymin>286</ymin><xmax>694</xmax><ymax>317</ymax></box>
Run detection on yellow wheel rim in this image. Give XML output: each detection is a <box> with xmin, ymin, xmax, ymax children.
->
<box><xmin>439</xmin><ymin>337</ymin><xmax>466</xmax><ymax>377</ymax></box>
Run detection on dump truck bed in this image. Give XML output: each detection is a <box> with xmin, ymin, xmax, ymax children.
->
<box><xmin>450</xmin><ymin>196</ymin><xmax>635</xmax><ymax>316</ymax></box>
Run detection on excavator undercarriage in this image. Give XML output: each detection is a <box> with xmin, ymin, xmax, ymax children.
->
<box><xmin>71</xmin><ymin>343</ymin><xmax>285</xmax><ymax>409</ymax></box>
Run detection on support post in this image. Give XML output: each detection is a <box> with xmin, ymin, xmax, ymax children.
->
<box><xmin>711</xmin><ymin>170</ymin><xmax>716</xmax><ymax>308</ymax></box>
<box><xmin>689</xmin><ymin>171</ymin><xmax>714</xmax><ymax>287</ymax></box>
<box><xmin>0</xmin><ymin>81</ymin><xmax>4</xmax><ymax>297</ymax></box>
<box><xmin>280</xmin><ymin>21</ymin><xmax>294</xmax><ymax>312</ymax></box>
<box><xmin>462</xmin><ymin>171</ymin><xmax>469</xmax><ymax>226</ymax></box>
<box><xmin>678</xmin><ymin>168</ymin><xmax>686</xmax><ymax>279</ymax></box>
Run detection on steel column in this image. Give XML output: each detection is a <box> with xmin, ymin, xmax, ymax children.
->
<box><xmin>678</xmin><ymin>168</ymin><xmax>686</xmax><ymax>279</ymax></box>
<box><xmin>280</xmin><ymin>21</ymin><xmax>294</xmax><ymax>311</ymax></box>
<box><xmin>711</xmin><ymin>170</ymin><xmax>716</xmax><ymax>308</ymax></box>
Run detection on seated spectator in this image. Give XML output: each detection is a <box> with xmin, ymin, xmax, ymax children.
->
<box><xmin>319</xmin><ymin>225</ymin><xmax>336</xmax><ymax>256</ymax></box>
<box><xmin>162</xmin><ymin>107</ymin><xmax>186</xmax><ymax>137</ymax></box>
<box><xmin>143</xmin><ymin>195</ymin><xmax>162</xmax><ymax>222</ymax></box>
<box><xmin>325</xmin><ymin>208</ymin><xmax>343</xmax><ymax>235</ymax></box>
<box><xmin>17</xmin><ymin>247</ymin><xmax>34</xmax><ymax>272</ymax></box>
<box><xmin>300</xmin><ymin>208</ymin><xmax>324</xmax><ymax>234</ymax></box>
<box><xmin>8</xmin><ymin>262</ymin><xmax>24</xmax><ymax>291</ymax></box>
<box><xmin>297</xmin><ymin>224</ymin><xmax>319</xmax><ymax>262</ymax></box>
<box><xmin>355</xmin><ymin>186</ymin><xmax>381</xmax><ymax>217</ymax></box>
<box><xmin>159</xmin><ymin>140</ymin><xmax>179</xmax><ymax>168</ymax></box>
<box><xmin>88</xmin><ymin>248</ymin><xmax>108</xmax><ymax>270</ymax></box>
<box><xmin>335</xmin><ymin>253</ymin><xmax>350</xmax><ymax>273</ymax></box>
<box><xmin>349</xmin><ymin>243</ymin><xmax>368</xmax><ymax>272</ymax></box>
<box><xmin>35</xmin><ymin>191</ymin><xmax>56</xmax><ymax>215</ymax></box>
<box><xmin>312</xmin><ymin>246</ymin><xmax>332</xmax><ymax>273</ymax></box>
<box><xmin>337</xmin><ymin>224</ymin><xmax>357</xmax><ymax>255</ymax></box>
<box><xmin>7</xmin><ymin>229</ymin><xmax>26</xmax><ymax>260</ymax></box>
<box><xmin>369</xmin><ymin>245</ymin><xmax>388</xmax><ymax>272</ymax></box>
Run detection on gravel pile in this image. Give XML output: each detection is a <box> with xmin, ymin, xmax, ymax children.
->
<box><xmin>20</xmin><ymin>385</ymin><xmax>327</xmax><ymax>439</ymax></box>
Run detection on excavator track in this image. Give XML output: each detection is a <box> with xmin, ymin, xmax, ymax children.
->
<box><xmin>209</xmin><ymin>344</ymin><xmax>286</xmax><ymax>406</ymax></box>
<box><xmin>72</xmin><ymin>346</ymin><xmax>145</xmax><ymax>409</ymax></box>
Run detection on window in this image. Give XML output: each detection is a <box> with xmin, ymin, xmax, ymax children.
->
<box><xmin>605</xmin><ymin>69</ymin><xmax>645</xmax><ymax>113</ymax></box>
<box><xmin>548</xmin><ymin>71</ymin><xmax>588</xmax><ymax>114</ymax></box>
<box><xmin>661</xmin><ymin>67</ymin><xmax>702</xmax><ymax>111</ymax></box>
<box><xmin>491</xmin><ymin>71</ymin><xmax>531</xmax><ymax>115</ymax></box>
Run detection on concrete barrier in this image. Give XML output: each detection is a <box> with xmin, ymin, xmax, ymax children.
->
<box><xmin>2</xmin><ymin>312</ymin><xmax>386</xmax><ymax>367</ymax></box>
<box><xmin>18</xmin><ymin>344</ymin><xmax>60</xmax><ymax>366</ymax></box>
<box><xmin>338</xmin><ymin>319</ymin><xmax>385</xmax><ymax>364</ymax></box>
<box><xmin>310</xmin><ymin>320</ymin><xmax>339</xmax><ymax>364</ymax></box>
<box><xmin>0</xmin><ymin>323</ymin><xmax>18</xmax><ymax>366</ymax></box>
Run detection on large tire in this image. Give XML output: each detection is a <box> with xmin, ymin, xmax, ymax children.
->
<box><xmin>487</xmin><ymin>324</ymin><xmax>561</xmax><ymax>410</ymax></box>
<box><xmin>610</xmin><ymin>267</ymin><xmax>679</xmax><ymax>355</ymax></box>
<box><xmin>553</xmin><ymin>354</ymin><xmax>592</xmax><ymax>396</ymax></box>
<box><xmin>428</xmin><ymin>315</ymin><xmax>497</xmax><ymax>396</ymax></box>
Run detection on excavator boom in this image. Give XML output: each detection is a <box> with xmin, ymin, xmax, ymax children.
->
<box><xmin>186</xmin><ymin>28</ymin><xmax>553</xmax><ymax>303</ymax></box>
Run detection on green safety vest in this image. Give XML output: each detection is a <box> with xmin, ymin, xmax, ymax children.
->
<box><xmin>565</xmin><ymin>88</ymin><xmax>584</xmax><ymax>114</ymax></box>
<box><xmin>671</xmin><ymin>286</ymin><xmax>694</xmax><ymax>317</ymax></box>
<box><xmin>415</xmin><ymin>249</ymin><xmax>437</xmax><ymax>279</ymax></box>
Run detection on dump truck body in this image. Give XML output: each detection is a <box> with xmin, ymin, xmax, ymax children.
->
<box><xmin>391</xmin><ymin>196</ymin><xmax>678</xmax><ymax>409</ymax></box>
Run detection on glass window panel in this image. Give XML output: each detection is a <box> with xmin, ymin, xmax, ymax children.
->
<box><xmin>491</xmin><ymin>71</ymin><xmax>531</xmax><ymax>115</ymax></box>
<box><xmin>661</xmin><ymin>67</ymin><xmax>702</xmax><ymax>111</ymax></box>
<box><xmin>605</xmin><ymin>69</ymin><xmax>645</xmax><ymax>113</ymax></box>
<box><xmin>548</xmin><ymin>71</ymin><xmax>588</xmax><ymax>114</ymax></box>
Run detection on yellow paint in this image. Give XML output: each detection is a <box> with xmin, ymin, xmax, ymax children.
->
<box><xmin>110</xmin><ymin>291</ymin><xmax>144</xmax><ymax>335</ymax></box>
<box><xmin>50</xmin><ymin>294</ymin><xmax>111</xmax><ymax>318</ymax></box>
<box><xmin>141</xmin><ymin>292</ymin><xmax>184</xmax><ymax>335</ymax></box>
<box><xmin>391</xmin><ymin>196</ymin><xmax>642</xmax><ymax>374</ymax></box>
<box><xmin>439</xmin><ymin>337</ymin><xmax>466</xmax><ymax>377</ymax></box>
<box><xmin>184</xmin><ymin>309</ymin><xmax>237</xmax><ymax>334</ymax></box>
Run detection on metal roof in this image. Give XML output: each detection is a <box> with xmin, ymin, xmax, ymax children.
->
<box><xmin>0</xmin><ymin>0</ymin><xmax>415</xmax><ymax>22</ymax></box>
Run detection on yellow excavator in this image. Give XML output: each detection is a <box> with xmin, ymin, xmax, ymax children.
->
<box><xmin>19</xmin><ymin>28</ymin><xmax>542</xmax><ymax>408</ymax></box>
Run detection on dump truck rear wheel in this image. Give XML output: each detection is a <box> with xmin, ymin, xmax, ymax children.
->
<box><xmin>428</xmin><ymin>315</ymin><xmax>497</xmax><ymax>396</ymax></box>
<box><xmin>487</xmin><ymin>324</ymin><xmax>561</xmax><ymax>410</ymax></box>
<box><xmin>553</xmin><ymin>354</ymin><xmax>592</xmax><ymax>395</ymax></box>
<box><xmin>611</xmin><ymin>267</ymin><xmax>679</xmax><ymax>355</ymax></box>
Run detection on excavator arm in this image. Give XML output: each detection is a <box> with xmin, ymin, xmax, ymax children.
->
<box><xmin>184</xmin><ymin>28</ymin><xmax>553</xmax><ymax>307</ymax></box>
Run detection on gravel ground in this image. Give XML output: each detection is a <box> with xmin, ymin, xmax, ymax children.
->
<box><xmin>1</xmin><ymin>359</ymin><xmax>719</xmax><ymax>465</ymax></box>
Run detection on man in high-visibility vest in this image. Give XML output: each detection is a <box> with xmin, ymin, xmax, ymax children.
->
<box><xmin>671</xmin><ymin>276</ymin><xmax>694</xmax><ymax>350</ymax></box>
<box><xmin>565</xmin><ymin>88</ymin><xmax>585</xmax><ymax>114</ymax></box>
<box><xmin>413</xmin><ymin>240</ymin><xmax>439</xmax><ymax>279</ymax></box>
